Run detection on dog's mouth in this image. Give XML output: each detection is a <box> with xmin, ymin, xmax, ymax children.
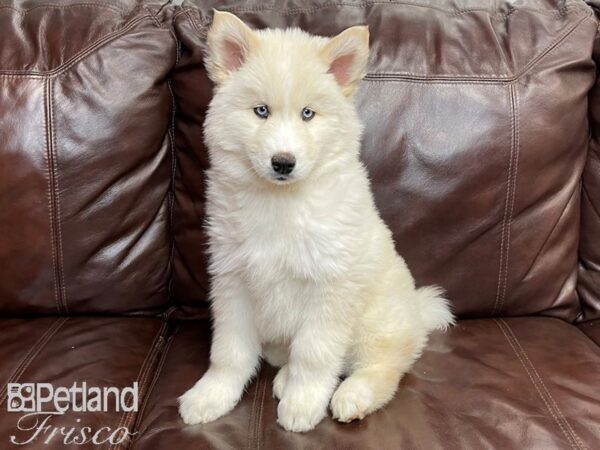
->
<box><xmin>271</xmin><ymin>173</ymin><xmax>294</xmax><ymax>184</ymax></box>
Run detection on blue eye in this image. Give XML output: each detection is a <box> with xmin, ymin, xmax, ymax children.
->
<box><xmin>254</xmin><ymin>105</ymin><xmax>269</xmax><ymax>119</ymax></box>
<box><xmin>302</xmin><ymin>107</ymin><xmax>315</xmax><ymax>121</ymax></box>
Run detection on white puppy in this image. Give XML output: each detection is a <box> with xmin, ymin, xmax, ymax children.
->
<box><xmin>179</xmin><ymin>10</ymin><xmax>454</xmax><ymax>433</ymax></box>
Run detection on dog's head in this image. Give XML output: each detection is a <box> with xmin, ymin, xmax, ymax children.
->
<box><xmin>204</xmin><ymin>10</ymin><xmax>369</xmax><ymax>186</ymax></box>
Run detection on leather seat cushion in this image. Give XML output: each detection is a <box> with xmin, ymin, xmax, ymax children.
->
<box><xmin>131</xmin><ymin>317</ymin><xmax>600</xmax><ymax>449</ymax></box>
<box><xmin>0</xmin><ymin>317</ymin><xmax>168</xmax><ymax>449</ymax></box>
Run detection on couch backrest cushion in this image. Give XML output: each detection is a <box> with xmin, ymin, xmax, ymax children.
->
<box><xmin>0</xmin><ymin>1</ymin><xmax>176</xmax><ymax>315</ymax></box>
<box><xmin>171</xmin><ymin>0</ymin><xmax>597</xmax><ymax>320</ymax></box>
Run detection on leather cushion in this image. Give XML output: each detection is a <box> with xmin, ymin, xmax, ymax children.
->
<box><xmin>0</xmin><ymin>2</ymin><xmax>175</xmax><ymax>315</ymax></box>
<box><xmin>131</xmin><ymin>317</ymin><xmax>600</xmax><ymax>449</ymax></box>
<box><xmin>0</xmin><ymin>317</ymin><xmax>168</xmax><ymax>449</ymax></box>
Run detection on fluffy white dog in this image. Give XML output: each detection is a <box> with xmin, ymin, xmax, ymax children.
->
<box><xmin>178</xmin><ymin>11</ymin><xmax>454</xmax><ymax>433</ymax></box>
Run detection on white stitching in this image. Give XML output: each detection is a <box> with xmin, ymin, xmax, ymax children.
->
<box><xmin>0</xmin><ymin>15</ymin><xmax>153</xmax><ymax>77</ymax></box>
<box><xmin>502</xmin><ymin>320</ymin><xmax>587</xmax><ymax>450</ymax></box>
<box><xmin>0</xmin><ymin>317</ymin><xmax>68</xmax><ymax>405</ymax></box>
<box><xmin>498</xmin><ymin>84</ymin><xmax>520</xmax><ymax>315</ymax></box>
<box><xmin>496</xmin><ymin>319</ymin><xmax>585</xmax><ymax>450</ymax></box>
<box><xmin>43</xmin><ymin>77</ymin><xmax>61</xmax><ymax>313</ymax></box>
<box><xmin>48</xmin><ymin>79</ymin><xmax>68</xmax><ymax>314</ymax></box>
<box><xmin>110</xmin><ymin>322</ymin><xmax>168</xmax><ymax>450</ymax></box>
<box><xmin>493</xmin><ymin>84</ymin><xmax>516</xmax><ymax>316</ymax></box>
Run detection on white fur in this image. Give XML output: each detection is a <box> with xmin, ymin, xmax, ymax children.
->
<box><xmin>178</xmin><ymin>11</ymin><xmax>455</xmax><ymax>433</ymax></box>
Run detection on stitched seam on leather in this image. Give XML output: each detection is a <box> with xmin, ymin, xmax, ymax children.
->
<box><xmin>221</xmin><ymin>1</ymin><xmax>580</xmax><ymax>17</ymax></box>
<box><xmin>183</xmin><ymin>8</ymin><xmax>204</xmax><ymax>37</ymax></box>
<box><xmin>172</xmin><ymin>8</ymin><xmax>192</xmax><ymax>23</ymax></box>
<box><xmin>166</xmin><ymin>28</ymin><xmax>179</xmax><ymax>309</ymax></box>
<box><xmin>505</xmin><ymin>11</ymin><xmax>589</xmax><ymax>81</ymax></box>
<box><xmin>496</xmin><ymin>319</ymin><xmax>583</xmax><ymax>450</ymax></box>
<box><xmin>502</xmin><ymin>320</ymin><xmax>587</xmax><ymax>450</ymax></box>
<box><xmin>364</xmin><ymin>79</ymin><xmax>511</xmax><ymax>86</ymax></box>
<box><xmin>362</xmin><ymin>10</ymin><xmax>590</xmax><ymax>83</ymax></box>
<box><xmin>0</xmin><ymin>3</ymin><xmax>124</xmax><ymax>14</ymax></box>
<box><xmin>120</xmin><ymin>323</ymin><xmax>168</xmax><ymax>450</ymax></box>
<box><xmin>492</xmin><ymin>86</ymin><xmax>513</xmax><ymax>316</ymax></box>
<box><xmin>43</xmin><ymin>77</ymin><xmax>62</xmax><ymax>314</ymax></box>
<box><xmin>492</xmin><ymin>84</ymin><xmax>517</xmax><ymax>316</ymax></box>
<box><xmin>0</xmin><ymin>14</ymin><xmax>152</xmax><ymax>77</ymax></box>
<box><xmin>49</xmin><ymin>78</ymin><xmax>69</xmax><ymax>314</ymax></box>
<box><xmin>254</xmin><ymin>372</ymin><xmax>267</xmax><ymax>450</ymax></box>
<box><xmin>145</xmin><ymin>6</ymin><xmax>163</xmax><ymax>29</ymax></box>
<box><xmin>0</xmin><ymin>317</ymin><xmax>68</xmax><ymax>406</ymax></box>
<box><xmin>130</xmin><ymin>325</ymin><xmax>178</xmax><ymax>446</ymax></box>
<box><xmin>499</xmin><ymin>85</ymin><xmax>520</xmax><ymax>315</ymax></box>
<box><xmin>43</xmin><ymin>77</ymin><xmax>60</xmax><ymax>312</ymax></box>
<box><xmin>246</xmin><ymin>371</ymin><xmax>261</xmax><ymax>450</ymax></box>
<box><xmin>110</xmin><ymin>322</ymin><xmax>168</xmax><ymax>450</ymax></box>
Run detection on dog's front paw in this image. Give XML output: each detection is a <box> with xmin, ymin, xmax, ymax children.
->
<box><xmin>330</xmin><ymin>377</ymin><xmax>374</xmax><ymax>423</ymax></box>
<box><xmin>277</xmin><ymin>388</ymin><xmax>328</xmax><ymax>432</ymax></box>
<box><xmin>273</xmin><ymin>364</ymin><xmax>289</xmax><ymax>399</ymax></box>
<box><xmin>178</xmin><ymin>376</ymin><xmax>241</xmax><ymax>425</ymax></box>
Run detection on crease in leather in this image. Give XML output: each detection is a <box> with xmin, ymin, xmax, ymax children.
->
<box><xmin>0</xmin><ymin>317</ymin><xmax>68</xmax><ymax>406</ymax></box>
<box><xmin>495</xmin><ymin>319</ymin><xmax>587</xmax><ymax>450</ymax></box>
<box><xmin>582</xmin><ymin>183</ymin><xmax>600</xmax><ymax>222</ymax></box>
<box><xmin>111</xmin><ymin>321</ymin><xmax>170</xmax><ymax>450</ymax></box>
<box><xmin>520</xmin><ymin>184</ymin><xmax>580</xmax><ymax>284</ymax></box>
<box><xmin>488</xmin><ymin>13</ymin><xmax>512</xmax><ymax>74</ymax></box>
<box><xmin>493</xmin><ymin>83</ymin><xmax>520</xmax><ymax>317</ymax></box>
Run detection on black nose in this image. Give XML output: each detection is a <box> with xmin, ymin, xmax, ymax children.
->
<box><xmin>271</xmin><ymin>152</ymin><xmax>296</xmax><ymax>175</ymax></box>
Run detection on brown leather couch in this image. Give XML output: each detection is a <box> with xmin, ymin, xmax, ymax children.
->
<box><xmin>1</xmin><ymin>0</ymin><xmax>600</xmax><ymax>448</ymax></box>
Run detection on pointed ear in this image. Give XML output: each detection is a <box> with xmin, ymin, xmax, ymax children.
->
<box><xmin>205</xmin><ymin>10</ymin><xmax>256</xmax><ymax>84</ymax></box>
<box><xmin>320</xmin><ymin>26</ymin><xmax>369</xmax><ymax>97</ymax></box>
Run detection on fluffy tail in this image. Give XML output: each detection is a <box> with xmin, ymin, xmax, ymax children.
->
<box><xmin>416</xmin><ymin>285</ymin><xmax>455</xmax><ymax>333</ymax></box>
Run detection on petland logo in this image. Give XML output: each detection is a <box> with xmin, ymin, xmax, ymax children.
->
<box><xmin>6</xmin><ymin>382</ymin><xmax>138</xmax><ymax>446</ymax></box>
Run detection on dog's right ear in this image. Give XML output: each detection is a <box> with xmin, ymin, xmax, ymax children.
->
<box><xmin>205</xmin><ymin>10</ymin><xmax>256</xmax><ymax>85</ymax></box>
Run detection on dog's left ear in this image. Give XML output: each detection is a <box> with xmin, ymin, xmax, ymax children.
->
<box><xmin>206</xmin><ymin>10</ymin><xmax>257</xmax><ymax>85</ymax></box>
<box><xmin>320</xmin><ymin>26</ymin><xmax>369</xmax><ymax>97</ymax></box>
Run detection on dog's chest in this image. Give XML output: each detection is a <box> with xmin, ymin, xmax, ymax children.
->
<box><xmin>239</xmin><ymin>204</ymin><xmax>344</xmax><ymax>282</ymax></box>
<box><xmin>208</xmin><ymin>184</ymin><xmax>362</xmax><ymax>339</ymax></box>
<box><xmin>234</xmin><ymin>201</ymin><xmax>344</xmax><ymax>340</ymax></box>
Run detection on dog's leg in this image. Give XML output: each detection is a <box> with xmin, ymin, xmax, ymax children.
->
<box><xmin>276</xmin><ymin>301</ymin><xmax>349</xmax><ymax>432</ymax></box>
<box><xmin>330</xmin><ymin>321</ymin><xmax>427</xmax><ymax>423</ymax></box>
<box><xmin>272</xmin><ymin>364</ymin><xmax>289</xmax><ymax>400</ymax></box>
<box><xmin>179</xmin><ymin>274</ymin><xmax>260</xmax><ymax>425</ymax></box>
<box><xmin>263</xmin><ymin>342</ymin><xmax>290</xmax><ymax>400</ymax></box>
